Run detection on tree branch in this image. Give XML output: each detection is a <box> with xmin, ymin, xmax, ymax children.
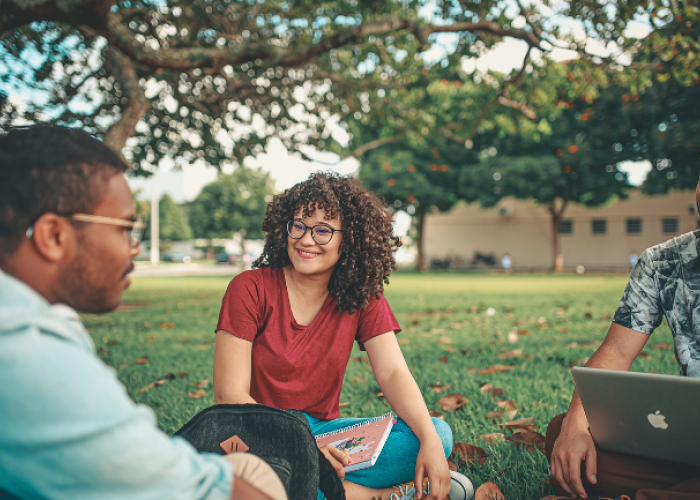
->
<box><xmin>347</xmin><ymin>136</ymin><xmax>401</xmax><ymax>157</ymax></box>
<box><xmin>102</xmin><ymin>45</ymin><xmax>151</xmax><ymax>153</ymax></box>
<box><xmin>497</xmin><ymin>95</ymin><xmax>537</xmax><ymax>121</ymax></box>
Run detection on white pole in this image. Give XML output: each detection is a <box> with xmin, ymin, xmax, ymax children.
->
<box><xmin>150</xmin><ymin>170</ymin><xmax>160</xmax><ymax>266</ymax></box>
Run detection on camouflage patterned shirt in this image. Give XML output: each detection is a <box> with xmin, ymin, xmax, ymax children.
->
<box><xmin>613</xmin><ymin>230</ymin><xmax>700</xmax><ymax>378</ymax></box>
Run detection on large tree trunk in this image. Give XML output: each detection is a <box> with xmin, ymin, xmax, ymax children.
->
<box><xmin>547</xmin><ymin>199</ymin><xmax>568</xmax><ymax>273</ymax></box>
<box><xmin>415</xmin><ymin>205</ymin><xmax>427</xmax><ymax>272</ymax></box>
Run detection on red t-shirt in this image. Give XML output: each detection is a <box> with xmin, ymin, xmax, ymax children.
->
<box><xmin>216</xmin><ymin>267</ymin><xmax>400</xmax><ymax>419</ymax></box>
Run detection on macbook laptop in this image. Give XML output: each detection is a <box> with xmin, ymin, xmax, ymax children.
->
<box><xmin>571</xmin><ymin>367</ymin><xmax>700</xmax><ymax>466</ymax></box>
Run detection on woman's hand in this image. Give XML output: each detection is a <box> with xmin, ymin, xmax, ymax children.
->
<box><xmin>319</xmin><ymin>445</ymin><xmax>352</xmax><ymax>480</ymax></box>
<box><xmin>414</xmin><ymin>439</ymin><xmax>450</xmax><ymax>500</ymax></box>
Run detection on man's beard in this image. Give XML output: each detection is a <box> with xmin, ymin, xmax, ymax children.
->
<box><xmin>54</xmin><ymin>246</ymin><xmax>125</xmax><ymax>314</ymax></box>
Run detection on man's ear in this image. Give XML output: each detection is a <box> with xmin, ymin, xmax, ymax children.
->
<box><xmin>29</xmin><ymin>213</ymin><xmax>76</xmax><ymax>263</ymax></box>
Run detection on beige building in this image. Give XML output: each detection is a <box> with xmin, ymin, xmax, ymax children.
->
<box><xmin>423</xmin><ymin>189</ymin><xmax>698</xmax><ymax>269</ymax></box>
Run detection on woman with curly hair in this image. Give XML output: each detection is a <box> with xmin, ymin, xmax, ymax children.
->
<box><xmin>213</xmin><ymin>172</ymin><xmax>473</xmax><ymax>500</ymax></box>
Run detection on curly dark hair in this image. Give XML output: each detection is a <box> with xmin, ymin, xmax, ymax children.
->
<box><xmin>254</xmin><ymin>171</ymin><xmax>401</xmax><ymax>313</ymax></box>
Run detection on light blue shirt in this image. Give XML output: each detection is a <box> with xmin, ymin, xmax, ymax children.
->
<box><xmin>0</xmin><ymin>270</ymin><xmax>233</xmax><ymax>500</ymax></box>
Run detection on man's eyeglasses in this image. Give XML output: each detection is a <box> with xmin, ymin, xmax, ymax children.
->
<box><xmin>26</xmin><ymin>213</ymin><xmax>146</xmax><ymax>249</ymax></box>
<box><xmin>286</xmin><ymin>220</ymin><xmax>343</xmax><ymax>245</ymax></box>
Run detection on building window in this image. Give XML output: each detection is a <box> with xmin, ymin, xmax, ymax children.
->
<box><xmin>559</xmin><ymin>220</ymin><xmax>573</xmax><ymax>235</ymax></box>
<box><xmin>626</xmin><ymin>218</ymin><xmax>643</xmax><ymax>235</ymax></box>
<box><xmin>592</xmin><ymin>219</ymin><xmax>607</xmax><ymax>235</ymax></box>
<box><xmin>662</xmin><ymin>217</ymin><xmax>679</xmax><ymax>234</ymax></box>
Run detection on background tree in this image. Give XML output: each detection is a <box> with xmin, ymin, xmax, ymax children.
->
<box><xmin>359</xmin><ymin>144</ymin><xmax>472</xmax><ymax>272</ymax></box>
<box><xmin>188</xmin><ymin>165</ymin><xmax>274</xmax><ymax>256</ymax></box>
<box><xmin>457</xmin><ymin>82</ymin><xmax>642</xmax><ymax>272</ymax></box>
<box><xmin>0</xmin><ymin>0</ymin><xmax>670</xmax><ymax>173</ymax></box>
<box><xmin>144</xmin><ymin>193</ymin><xmax>192</xmax><ymax>241</ymax></box>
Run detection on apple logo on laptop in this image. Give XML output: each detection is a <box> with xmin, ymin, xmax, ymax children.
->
<box><xmin>647</xmin><ymin>410</ymin><xmax>669</xmax><ymax>430</ymax></box>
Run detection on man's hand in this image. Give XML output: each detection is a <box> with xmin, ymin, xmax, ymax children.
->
<box><xmin>550</xmin><ymin>421</ymin><xmax>597</xmax><ymax>499</ymax></box>
<box><xmin>319</xmin><ymin>445</ymin><xmax>352</xmax><ymax>480</ymax></box>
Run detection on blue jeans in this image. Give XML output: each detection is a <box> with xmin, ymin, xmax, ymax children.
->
<box><xmin>305</xmin><ymin>413</ymin><xmax>453</xmax><ymax>499</ymax></box>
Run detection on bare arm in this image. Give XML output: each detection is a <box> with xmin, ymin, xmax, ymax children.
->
<box><xmin>364</xmin><ymin>332</ymin><xmax>450</xmax><ymax>500</ymax></box>
<box><xmin>230</xmin><ymin>476</ymin><xmax>276</xmax><ymax>500</ymax></box>
<box><xmin>213</xmin><ymin>330</ymin><xmax>257</xmax><ymax>405</ymax></box>
<box><xmin>551</xmin><ymin>322</ymin><xmax>649</xmax><ymax>498</ymax></box>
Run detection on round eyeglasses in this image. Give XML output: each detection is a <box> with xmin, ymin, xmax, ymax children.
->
<box><xmin>286</xmin><ymin>220</ymin><xmax>344</xmax><ymax>245</ymax></box>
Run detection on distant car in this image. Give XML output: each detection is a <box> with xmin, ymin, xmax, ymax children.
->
<box><xmin>216</xmin><ymin>252</ymin><xmax>239</xmax><ymax>265</ymax></box>
<box><xmin>162</xmin><ymin>251</ymin><xmax>192</xmax><ymax>263</ymax></box>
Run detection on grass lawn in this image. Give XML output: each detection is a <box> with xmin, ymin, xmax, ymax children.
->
<box><xmin>85</xmin><ymin>272</ymin><xmax>676</xmax><ymax>499</ymax></box>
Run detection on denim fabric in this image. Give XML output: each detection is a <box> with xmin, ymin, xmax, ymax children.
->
<box><xmin>0</xmin><ymin>270</ymin><xmax>233</xmax><ymax>500</ymax></box>
<box><xmin>306</xmin><ymin>413</ymin><xmax>453</xmax><ymax>499</ymax></box>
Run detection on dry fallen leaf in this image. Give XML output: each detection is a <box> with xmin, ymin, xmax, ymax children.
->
<box><xmin>480</xmin><ymin>383</ymin><xmax>505</xmax><ymax>398</ymax></box>
<box><xmin>139</xmin><ymin>379</ymin><xmax>165</xmax><ymax>393</ymax></box>
<box><xmin>451</xmin><ymin>442</ymin><xmax>488</xmax><ymax>465</ymax></box>
<box><xmin>159</xmin><ymin>322</ymin><xmax>175</xmax><ymax>329</ymax></box>
<box><xmin>194</xmin><ymin>378</ymin><xmax>210</xmax><ymax>389</ymax></box>
<box><xmin>437</xmin><ymin>393</ymin><xmax>469</xmax><ymax>411</ymax></box>
<box><xmin>428</xmin><ymin>410</ymin><xmax>444</xmax><ymax>420</ymax></box>
<box><xmin>134</xmin><ymin>358</ymin><xmax>149</xmax><ymax>365</ymax></box>
<box><xmin>497</xmin><ymin>349</ymin><xmax>524</xmax><ymax>360</ymax></box>
<box><xmin>339</xmin><ymin>402</ymin><xmax>349</xmax><ymax>407</ymax></box>
<box><xmin>188</xmin><ymin>389</ymin><xmax>206</xmax><ymax>399</ymax></box>
<box><xmin>377</xmin><ymin>392</ymin><xmax>384</xmax><ymax>398</ymax></box>
<box><xmin>507</xmin><ymin>331</ymin><xmax>519</xmax><ymax>343</ymax></box>
<box><xmin>477</xmin><ymin>364</ymin><xmax>515</xmax><ymax>375</ymax></box>
<box><xmin>496</xmin><ymin>416</ymin><xmax>537</xmax><ymax>432</ymax></box>
<box><xmin>496</xmin><ymin>400</ymin><xmax>518</xmax><ymax>411</ymax></box>
<box><xmin>486</xmin><ymin>410</ymin><xmax>505</xmax><ymax>419</ymax></box>
<box><xmin>507</xmin><ymin>430</ymin><xmax>546</xmax><ymax>454</ymax></box>
<box><xmin>518</xmin><ymin>329</ymin><xmax>529</xmax><ymax>336</ymax></box>
<box><xmin>178</xmin><ymin>372</ymin><xmax>188</xmax><ymax>377</ymax></box>
<box><xmin>439</xmin><ymin>337</ymin><xmax>452</xmax><ymax>344</ymax></box>
<box><xmin>438</xmin><ymin>355</ymin><xmax>449</xmax><ymax>363</ymax></box>
<box><xmin>448</xmin><ymin>460</ymin><xmax>458</xmax><ymax>471</ymax></box>
<box><xmin>474</xmin><ymin>481</ymin><xmax>504</xmax><ymax>500</ymax></box>
<box><xmin>430</xmin><ymin>382</ymin><xmax>452</xmax><ymax>394</ymax></box>
<box><xmin>654</xmin><ymin>343</ymin><xmax>670</xmax><ymax>350</ymax></box>
<box><xmin>478</xmin><ymin>433</ymin><xmax>505</xmax><ymax>444</ymax></box>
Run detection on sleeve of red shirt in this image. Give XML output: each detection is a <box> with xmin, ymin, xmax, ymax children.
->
<box><xmin>216</xmin><ymin>270</ymin><xmax>263</xmax><ymax>342</ymax></box>
<box><xmin>356</xmin><ymin>293</ymin><xmax>401</xmax><ymax>350</ymax></box>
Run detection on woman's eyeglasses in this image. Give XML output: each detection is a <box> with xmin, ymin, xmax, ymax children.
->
<box><xmin>286</xmin><ymin>220</ymin><xmax>343</xmax><ymax>245</ymax></box>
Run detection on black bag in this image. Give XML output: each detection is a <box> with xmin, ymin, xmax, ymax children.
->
<box><xmin>174</xmin><ymin>404</ymin><xmax>345</xmax><ymax>500</ymax></box>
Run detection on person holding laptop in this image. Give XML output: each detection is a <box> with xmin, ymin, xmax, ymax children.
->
<box><xmin>0</xmin><ymin>126</ymin><xmax>285</xmax><ymax>500</ymax></box>
<box><xmin>545</xmin><ymin>182</ymin><xmax>700</xmax><ymax>500</ymax></box>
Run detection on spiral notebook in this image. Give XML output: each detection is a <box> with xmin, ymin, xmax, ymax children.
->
<box><xmin>315</xmin><ymin>413</ymin><xmax>396</xmax><ymax>472</ymax></box>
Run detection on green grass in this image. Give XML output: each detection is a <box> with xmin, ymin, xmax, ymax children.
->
<box><xmin>84</xmin><ymin>273</ymin><xmax>675</xmax><ymax>499</ymax></box>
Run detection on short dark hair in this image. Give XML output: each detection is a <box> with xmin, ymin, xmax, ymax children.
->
<box><xmin>254</xmin><ymin>172</ymin><xmax>401</xmax><ymax>313</ymax></box>
<box><xmin>0</xmin><ymin>125</ymin><xmax>128</xmax><ymax>259</ymax></box>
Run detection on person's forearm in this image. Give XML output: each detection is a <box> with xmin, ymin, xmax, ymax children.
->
<box><xmin>377</xmin><ymin>368</ymin><xmax>438</xmax><ymax>443</ymax></box>
<box><xmin>564</xmin><ymin>327</ymin><xmax>642</xmax><ymax>430</ymax></box>
<box><xmin>214</xmin><ymin>391</ymin><xmax>257</xmax><ymax>405</ymax></box>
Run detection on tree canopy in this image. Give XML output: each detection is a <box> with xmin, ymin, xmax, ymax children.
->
<box><xmin>187</xmin><ymin>165</ymin><xmax>274</xmax><ymax>242</ymax></box>
<box><xmin>2</xmin><ymin>0</ymin><xmax>686</xmax><ymax>174</ymax></box>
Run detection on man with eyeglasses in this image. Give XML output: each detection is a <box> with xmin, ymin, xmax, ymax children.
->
<box><xmin>0</xmin><ymin>126</ymin><xmax>285</xmax><ymax>500</ymax></box>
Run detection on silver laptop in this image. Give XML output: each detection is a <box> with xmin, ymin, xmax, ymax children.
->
<box><xmin>572</xmin><ymin>367</ymin><xmax>700</xmax><ymax>466</ymax></box>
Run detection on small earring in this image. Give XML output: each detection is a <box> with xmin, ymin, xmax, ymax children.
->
<box><xmin>25</xmin><ymin>226</ymin><xmax>34</xmax><ymax>239</ymax></box>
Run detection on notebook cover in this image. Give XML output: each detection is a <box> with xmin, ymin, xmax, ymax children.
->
<box><xmin>315</xmin><ymin>413</ymin><xmax>396</xmax><ymax>472</ymax></box>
